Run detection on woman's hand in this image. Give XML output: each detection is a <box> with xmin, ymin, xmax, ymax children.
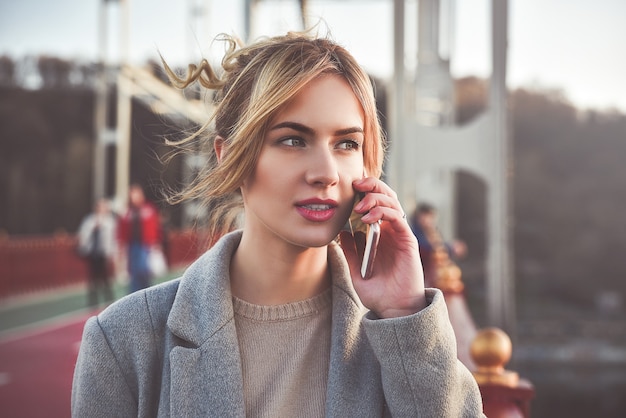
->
<box><xmin>339</xmin><ymin>177</ymin><xmax>426</xmax><ymax>319</ymax></box>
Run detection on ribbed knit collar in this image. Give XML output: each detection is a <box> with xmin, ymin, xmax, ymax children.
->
<box><xmin>232</xmin><ymin>288</ymin><xmax>332</xmax><ymax>322</ymax></box>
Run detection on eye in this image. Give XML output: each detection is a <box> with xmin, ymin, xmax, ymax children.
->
<box><xmin>280</xmin><ymin>137</ymin><xmax>306</xmax><ymax>147</ymax></box>
<box><xmin>336</xmin><ymin>139</ymin><xmax>361</xmax><ymax>151</ymax></box>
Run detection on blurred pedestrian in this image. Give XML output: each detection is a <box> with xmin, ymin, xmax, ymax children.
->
<box><xmin>117</xmin><ymin>183</ymin><xmax>162</xmax><ymax>293</ymax></box>
<box><xmin>409</xmin><ymin>202</ymin><xmax>467</xmax><ymax>286</ymax></box>
<box><xmin>410</xmin><ymin>202</ymin><xmax>467</xmax><ymax>259</ymax></box>
<box><xmin>76</xmin><ymin>198</ymin><xmax>116</xmax><ymax>307</ymax></box>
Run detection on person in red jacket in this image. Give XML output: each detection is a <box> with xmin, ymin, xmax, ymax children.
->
<box><xmin>118</xmin><ymin>183</ymin><xmax>162</xmax><ymax>293</ymax></box>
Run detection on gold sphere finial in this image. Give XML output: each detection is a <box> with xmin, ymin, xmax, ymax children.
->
<box><xmin>432</xmin><ymin>247</ymin><xmax>464</xmax><ymax>293</ymax></box>
<box><xmin>470</xmin><ymin>327</ymin><xmax>519</xmax><ymax>387</ymax></box>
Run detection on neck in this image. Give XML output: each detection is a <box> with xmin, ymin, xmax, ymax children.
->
<box><xmin>230</xmin><ymin>230</ymin><xmax>331</xmax><ymax>305</ymax></box>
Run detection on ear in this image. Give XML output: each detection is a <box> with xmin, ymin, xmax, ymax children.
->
<box><xmin>214</xmin><ymin>136</ymin><xmax>227</xmax><ymax>163</ymax></box>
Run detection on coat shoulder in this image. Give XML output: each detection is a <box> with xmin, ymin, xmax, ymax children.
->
<box><xmin>96</xmin><ymin>279</ymin><xmax>181</xmax><ymax>349</ymax></box>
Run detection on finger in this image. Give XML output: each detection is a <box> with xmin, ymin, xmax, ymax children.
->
<box><xmin>353</xmin><ymin>178</ymin><xmax>406</xmax><ymax>218</ymax></box>
<box><xmin>353</xmin><ymin>177</ymin><xmax>398</xmax><ymax>200</ymax></box>
<box><xmin>362</xmin><ymin>206</ymin><xmax>412</xmax><ymax>232</ymax></box>
<box><xmin>354</xmin><ymin>192</ymin><xmax>401</xmax><ymax>215</ymax></box>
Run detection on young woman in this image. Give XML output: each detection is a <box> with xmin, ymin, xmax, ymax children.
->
<box><xmin>72</xmin><ymin>32</ymin><xmax>484</xmax><ymax>417</ymax></box>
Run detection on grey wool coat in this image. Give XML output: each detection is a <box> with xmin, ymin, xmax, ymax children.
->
<box><xmin>72</xmin><ymin>230</ymin><xmax>484</xmax><ymax>417</ymax></box>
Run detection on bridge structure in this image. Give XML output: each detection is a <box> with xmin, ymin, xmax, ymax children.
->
<box><xmin>386</xmin><ymin>0</ymin><xmax>515</xmax><ymax>336</ymax></box>
<box><xmin>114</xmin><ymin>65</ymin><xmax>213</xmax><ymax>224</ymax></box>
<box><xmin>92</xmin><ymin>0</ymin><xmax>214</xmax><ymax>225</ymax></box>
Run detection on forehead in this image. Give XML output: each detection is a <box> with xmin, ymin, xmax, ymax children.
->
<box><xmin>269</xmin><ymin>74</ymin><xmax>364</xmax><ymax>130</ymax></box>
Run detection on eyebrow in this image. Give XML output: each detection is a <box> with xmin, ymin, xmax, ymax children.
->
<box><xmin>269</xmin><ymin>121</ymin><xmax>364</xmax><ymax>137</ymax></box>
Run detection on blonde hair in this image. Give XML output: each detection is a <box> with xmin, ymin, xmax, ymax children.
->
<box><xmin>164</xmin><ymin>31</ymin><xmax>386</xmax><ymax>238</ymax></box>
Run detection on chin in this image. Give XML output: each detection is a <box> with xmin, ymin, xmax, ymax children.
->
<box><xmin>284</xmin><ymin>226</ymin><xmax>341</xmax><ymax>249</ymax></box>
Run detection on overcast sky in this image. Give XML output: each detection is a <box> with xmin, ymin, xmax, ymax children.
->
<box><xmin>1</xmin><ymin>0</ymin><xmax>625</xmax><ymax>112</ymax></box>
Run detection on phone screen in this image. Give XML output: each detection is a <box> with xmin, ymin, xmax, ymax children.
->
<box><xmin>342</xmin><ymin>193</ymin><xmax>380</xmax><ymax>279</ymax></box>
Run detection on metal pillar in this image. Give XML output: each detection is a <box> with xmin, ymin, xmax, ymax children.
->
<box><xmin>299</xmin><ymin>0</ymin><xmax>310</xmax><ymax>29</ymax></box>
<box><xmin>487</xmin><ymin>0</ymin><xmax>514</xmax><ymax>336</ymax></box>
<box><xmin>93</xmin><ymin>0</ymin><xmax>114</xmax><ymax>203</ymax></box>
<box><xmin>244</xmin><ymin>0</ymin><xmax>309</xmax><ymax>42</ymax></box>
<box><xmin>115</xmin><ymin>73</ymin><xmax>132</xmax><ymax>212</ymax></box>
<box><xmin>389</xmin><ymin>0</ymin><xmax>514</xmax><ymax>334</ymax></box>
<box><xmin>413</xmin><ymin>0</ymin><xmax>457</xmax><ymax>241</ymax></box>
<box><xmin>388</xmin><ymin>0</ymin><xmax>406</xmax><ymax>196</ymax></box>
<box><xmin>114</xmin><ymin>0</ymin><xmax>131</xmax><ymax>211</ymax></box>
<box><xmin>243</xmin><ymin>0</ymin><xmax>259</xmax><ymax>42</ymax></box>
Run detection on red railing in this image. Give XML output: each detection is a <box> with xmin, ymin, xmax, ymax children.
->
<box><xmin>426</xmin><ymin>246</ymin><xmax>535</xmax><ymax>417</ymax></box>
<box><xmin>0</xmin><ymin>229</ymin><xmax>207</xmax><ymax>299</ymax></box>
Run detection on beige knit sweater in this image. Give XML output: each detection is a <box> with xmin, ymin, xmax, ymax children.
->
<box><xmin>233</xmin><ymin>289</ymin><xmax>332</xmax><ymax>418</ymax></box>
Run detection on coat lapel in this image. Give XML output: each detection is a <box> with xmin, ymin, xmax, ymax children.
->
<box><xmin>166</xmin><ymin>231</ymin><xmax>246</xmax><ymax>417</ymax></box>
<box><xmin>168</xmin><ymin>324</ymin><xmax>245</xmax><ymax>417</ymax></box>
<box><xmin>325</xmin><ymin>242</ymin><xmax>385</xmax><ymax>418</ymax></box>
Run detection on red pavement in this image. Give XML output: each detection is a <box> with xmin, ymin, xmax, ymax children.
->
<box><xmin>0</xmin><ymin>312</ymin><xmax>95</xmax><ymax>418</ymax></box>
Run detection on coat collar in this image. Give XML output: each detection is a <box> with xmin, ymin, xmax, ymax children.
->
<box><xmin>167</xmin><ymin>230</ymin><xmax>242</xmax><ymax>346</ymax></box>
<box><xmin>167</xmin><ymin>230</ymin><xmax>365</xmax><ymax>346</ymax></box>
<box><xmin>165</xmin><ymin>230</ymin><xmax>379</xmax><ymax>416</ymax></box>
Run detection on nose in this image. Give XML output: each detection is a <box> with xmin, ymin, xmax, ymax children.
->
<box><xmin>305</xmin><ymin>146</ymin><xmax>339</xmax><ymax>187</ymax></box>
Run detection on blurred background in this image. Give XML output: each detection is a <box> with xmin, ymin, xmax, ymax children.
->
<box><xmin>1</xmin><ymin>0</ymin><xmax>625</xmax><ymax>417</ymax></box>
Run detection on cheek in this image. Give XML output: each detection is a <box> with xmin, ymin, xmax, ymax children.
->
<box><xmin>243</xmin><ymin>154</ymin><xmax>287</xmax><ymax>196</ymax></box>
<box><xmin>345</xmin><ymin>154</ymin><xmax>366</xmax><ymax>180</ymax></box>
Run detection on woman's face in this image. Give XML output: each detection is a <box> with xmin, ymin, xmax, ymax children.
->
<box><xmin>240</xmin><ymin>74</ymin><xmax>365</xmax><ymax>249</ymax></box>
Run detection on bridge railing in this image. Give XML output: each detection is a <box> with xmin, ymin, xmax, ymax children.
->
<box><xmin>424</xmin><ymin>246</ymin><xmax>535</xmax><ymax>417</ymax></box>
<box><xmin>0</xmin><ymin>229</ymin><xmax>207</xmax><ymax>299</ymax></box>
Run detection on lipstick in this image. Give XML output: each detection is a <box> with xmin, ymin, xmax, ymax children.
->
<box><xmin>295</xmin><ymin>198</ymin><xmax>338</xmax><ymax>222</ymax></box>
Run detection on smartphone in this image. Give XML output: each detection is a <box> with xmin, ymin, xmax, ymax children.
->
<box><xmin>360</xmin><ymin>221</ymin><xmax>380</xmax><ymax>278</ymax></box>
<box><xmin>343</xmin><ymin>193</ymin><xmax>381</xmax><ymax>279</ymax></box>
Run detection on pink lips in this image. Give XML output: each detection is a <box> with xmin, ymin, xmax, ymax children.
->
<box><xmin>295</xmin><ymin>198</ymin><xmax>338</xmax><ymax>222</ymax></box>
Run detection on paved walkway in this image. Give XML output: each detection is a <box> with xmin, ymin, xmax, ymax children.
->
<box><xmin>0</xmin><ymin>271</ymin><xmax>181</xmax><ymax>417</ymax></box>
<box><xmin>0</xmin><ymin>311</ymin><xmax>92</xmax><ymax>417</ymax></box>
